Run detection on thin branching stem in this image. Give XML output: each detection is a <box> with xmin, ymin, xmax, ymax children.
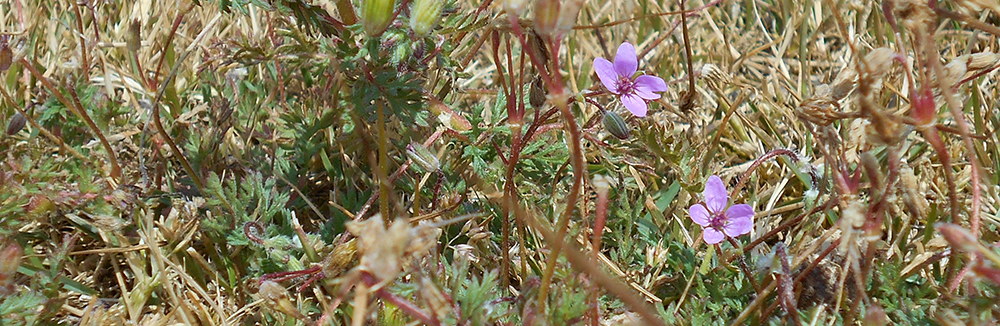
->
<box><xmin>20</xmin><ymin>58</ymin><xmax>121</xmax><ymax>181</ymax></box>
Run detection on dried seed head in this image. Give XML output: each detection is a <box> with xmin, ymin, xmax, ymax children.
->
<box><xmin>899</xmin><ymin>164</ymin><xmax>929</xmax><ymax>218</ymax></box>
<box><xmin>602</xmin><ymin>110</ymin><xmax>631</xmax><ymax>140</ymax></box>
<box><xmin>700</xmin><ymin>64</ymin><xmax>732</xmax><ymax>92</ymax></box>
<box><xmin>409</xmin><ymin>0</ymin><xmax>443</xmax><ymax>37</ymax></box>
<box><xmin>347</xmin><ymin>216</ymin><xmax>409</xmax><ymax>280</ymax></box>
<box><xmin>864</xmin><ymin>115</ymin><xmax>905</xmax><ymax>146</ymax></box>
<box><xmin>830</xmin><ymin>67</ymin><xmax>857</xmax><ymax>100</ymax></box>
<box><xmin>346</xmin><ymin>216</ymin><xmax>441</xmax><ymax>281</ymax></box>
<box><xmin>954</xmin><ymin>0</ymin><xmax>1000</xmax><ymax>16</ymax></box>
<box><xmin>965</xmin><ymin>51</ymin><xmax>1000</xmax><ymax>71</ymax></box>
<box><xmin>943</xmin><ymin>56</ymin><xmax>969</xmax><ymax>88</ymax></box>
<box><xmin>796</xmin><ymin>84</ymin><xmax>853</xmax><ymax>126</ymax></box>
<box><xmin>892</xmin><ymin>0</ymin><xmax>935</xmax><ymax>32</ymax></box>
<box><xmin>6</xmin><ymin>112</ymin><xmax>26</xmax><ymax>135</ymax></box>
<box><xmin>406</xmin><ymin>221</ymin><xmax>442</xmax><ymax>259</ymax></box>
<box><xmin>678</xmin><ymin>89</ymin><xmax>699</xmax><ymax>112</ymax></box>
<box><xmin>863</xmin><ymin>47</ymin><xmax>896</xmax><ymax>82</ymax></box>
<box><xmin>945</xmin><ymin>51</ymin><xmax>1000</xmax><ymax>86</ymax></box>
<box><xmin>453</xmin><ymin>244</ymin><xmax>478</xmax><ymax>263</ymax></box>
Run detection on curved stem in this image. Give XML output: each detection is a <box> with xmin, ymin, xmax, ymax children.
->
<box><xmin>536</xmin><ymin>39</ymin><xmax>585</xmax><ymax>314</ymax></box>
<box><xmin>21</xmin><ymin>58</ymin><xmax>121</xmax><ymax>181</ymax></box>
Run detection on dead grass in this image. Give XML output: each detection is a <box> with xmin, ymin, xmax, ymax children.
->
<box><xmin>1</xmin><ymin>0</ymin><xmax>999</xmax><ymax>325</ymax></box>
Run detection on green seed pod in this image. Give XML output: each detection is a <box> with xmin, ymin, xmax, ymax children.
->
<box><xmin>409</xmin><ymin>0</ymin><xmax>443</xmax><ymax>37</ymax></box>
<box><xmin>360</xmin><ymin>0</ymin><xmax>397</xmax><ymax>37</ymax></box>
<box><xmin>406</xmin><ymin>142</ymin><xmax>440</xmax><ymax>172</ymax></box>
<box><xmin>603</xmin><ymin>111</ymin><xmax>630</xmax><ymax>140</ymax></box>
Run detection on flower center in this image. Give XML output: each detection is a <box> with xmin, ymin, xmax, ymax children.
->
<box><xmin>616</xmin><ymin>76</ymin><xmax>635</xmax><ymax>94</ymax></box>
<box><xmin>708</xmin><ymin>212</ymin><xmax>727</xmax><ymax>230</ymax></box>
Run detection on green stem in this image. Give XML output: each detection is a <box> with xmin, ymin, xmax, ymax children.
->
<box><xmin>378</xmin><ymin>101</ymin><xmax>390</xmax><ymax>220</ymax></box>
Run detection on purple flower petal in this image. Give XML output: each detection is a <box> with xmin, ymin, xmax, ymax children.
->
<box><xmin>723</xmin><ymin>204</ymin><xmax>754</xmax><ymax>236</ymax></box>
<box><xmin>593</xmin><ymin>58</ymin><xmax>619</xmax><ymax>94</ymax></box>
<box><xmin>689</xmin><ymin>204</ymin><xmax>711</xmax><ymax>227</ymax></box>
<box><xmin>633</xmin><ymin>75</ymin><xmax>667</xmax><ymax>100</ymax></box>
<box><xmin>703</xmin><ymin>227</ymin><xmax>725</xmax><ymax>244</ymax></box>
<box><xmin>620</xmin><ymin>93</ymin><xmax>647</xmax><ymax>117</ymax></box>
<box><xmin>613</xmin><ymin>42</ymin><xmax>638</xmax><ymax>79</ymax></box>
<box><xmin>703</xmin><ymin>175</ymin><xmax>728</xmax><ymax>214</ymax></box>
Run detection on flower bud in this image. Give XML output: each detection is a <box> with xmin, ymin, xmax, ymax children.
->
<box><xmin>426</xmin><ymin>96</ymin><xmax>472</xmax><ymax>131</ymax></box>
<box><xmin>936</xmin><ymin>223</ymin><xmax>979</xmax><ymax>254</ymax></box>
<box><xmin>910</xmin><ymin>85</ymin><xmax>935</xmax><ymax>126</ymax></box>
<box><xmin>502</xmin><ymin>0</ymin><xmax>527</xmax><ymax>17</ymax></box>
<box><xmin>390</xmin><ymin>41</ymin><xmax>412</xmax><ymax>65</ymax></box>
<box><xmin>555</xmin><ymin>0</ymin><xmax>583</xmax><ymax>36</ymax></box>
<box><xmin>602</xmin><ymin>111</ymin><xmax>630</xmax><ymax>140</ymax></box>
<box><xmin>409</xmin><ymin>0</ymin><xmax>443</xmax><ymax>37</ymax></box>
<box><xmin>259</xmin><ymin>281</ymin><xmax>306</xmax><ymax>320</ymax></box>
<box><xmin>406</xmin><ymin>142</ymin><xmax>440</xmax><ymax>172</ymax></box>
<box><xmin>863</xmin><ymin>303</ymin><xmax>889</xmax><ymax>326</ymax></box>
<box><xmin>529</xmin><ymin>76</ymin><xmax>546</xmax><ymax>109</ymax></box>
<box><xmin>533</xmin><ymin>0</ymin><xmax>560</xmax><ymax>37</ymax></box>
<box><xmin>127</xmin><ymin>19</ymin><xmax>142</xmax><ymax>53</ymax></box>
<box><xmin>360</xmin><ymin>0</ymin><xmax>397</xmax><ymax>37</ymax></box>
<box><xmin>0</xmin><ymin>37</ymin><xmax>11</xmax><ymax>72</ymax></box>
<box><xmin>6</xmin><ymin>112</ymin><xmax>26</xmax><ymax>135</ymax></box>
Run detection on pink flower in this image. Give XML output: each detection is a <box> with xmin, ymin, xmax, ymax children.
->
<box><xmin>689</xmin><ymin>175</ymin><xmax>754</xmax><ymax>244</ymax></box>
<box><xmin>593</xmin><ymin>42</ymin><xmax>668</xmax><ymax>117</ymax></box>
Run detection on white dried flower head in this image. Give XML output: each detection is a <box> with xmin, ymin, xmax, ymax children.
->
<box><xmin>863</xmin><ymin>47</ymin><xmax>896</xmax><ymax>83</ymax></box>
<box><xmin>898</xmin><ymin>164</ymin><xmax>929</xmax><ymax>218</ymax></box>
<box><xmin>556</xmin><ymin>0</ymin><xmax>584</xmax><ymax>36</ymax></box>
<box><xmin>797</xmin><ymin>84</ymin><xmax>854</xmax><ymax>126</ymax></box>
<box><xmin>830</xmin><ymin>66</ymin><xmax>857</xmax><ymax>100</ymax></box>
<box><xmin>701</xmin><ymin>63</ymin><xmax>732</xmax><ymax>91</ymax></box>
<box><xmin>502</xmin><ymin>0</ymin><xmax>527</xmax><ymax>17</ymax></box>
<box><xmin>944</xmin><ymin>51</ymin><xmax>1000</xmax><ymax>86</ymax></box>
<box><xmin>892</xmin><ymin>0</ymin><xmax>935</xmax><ymax>32</ymax></box>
